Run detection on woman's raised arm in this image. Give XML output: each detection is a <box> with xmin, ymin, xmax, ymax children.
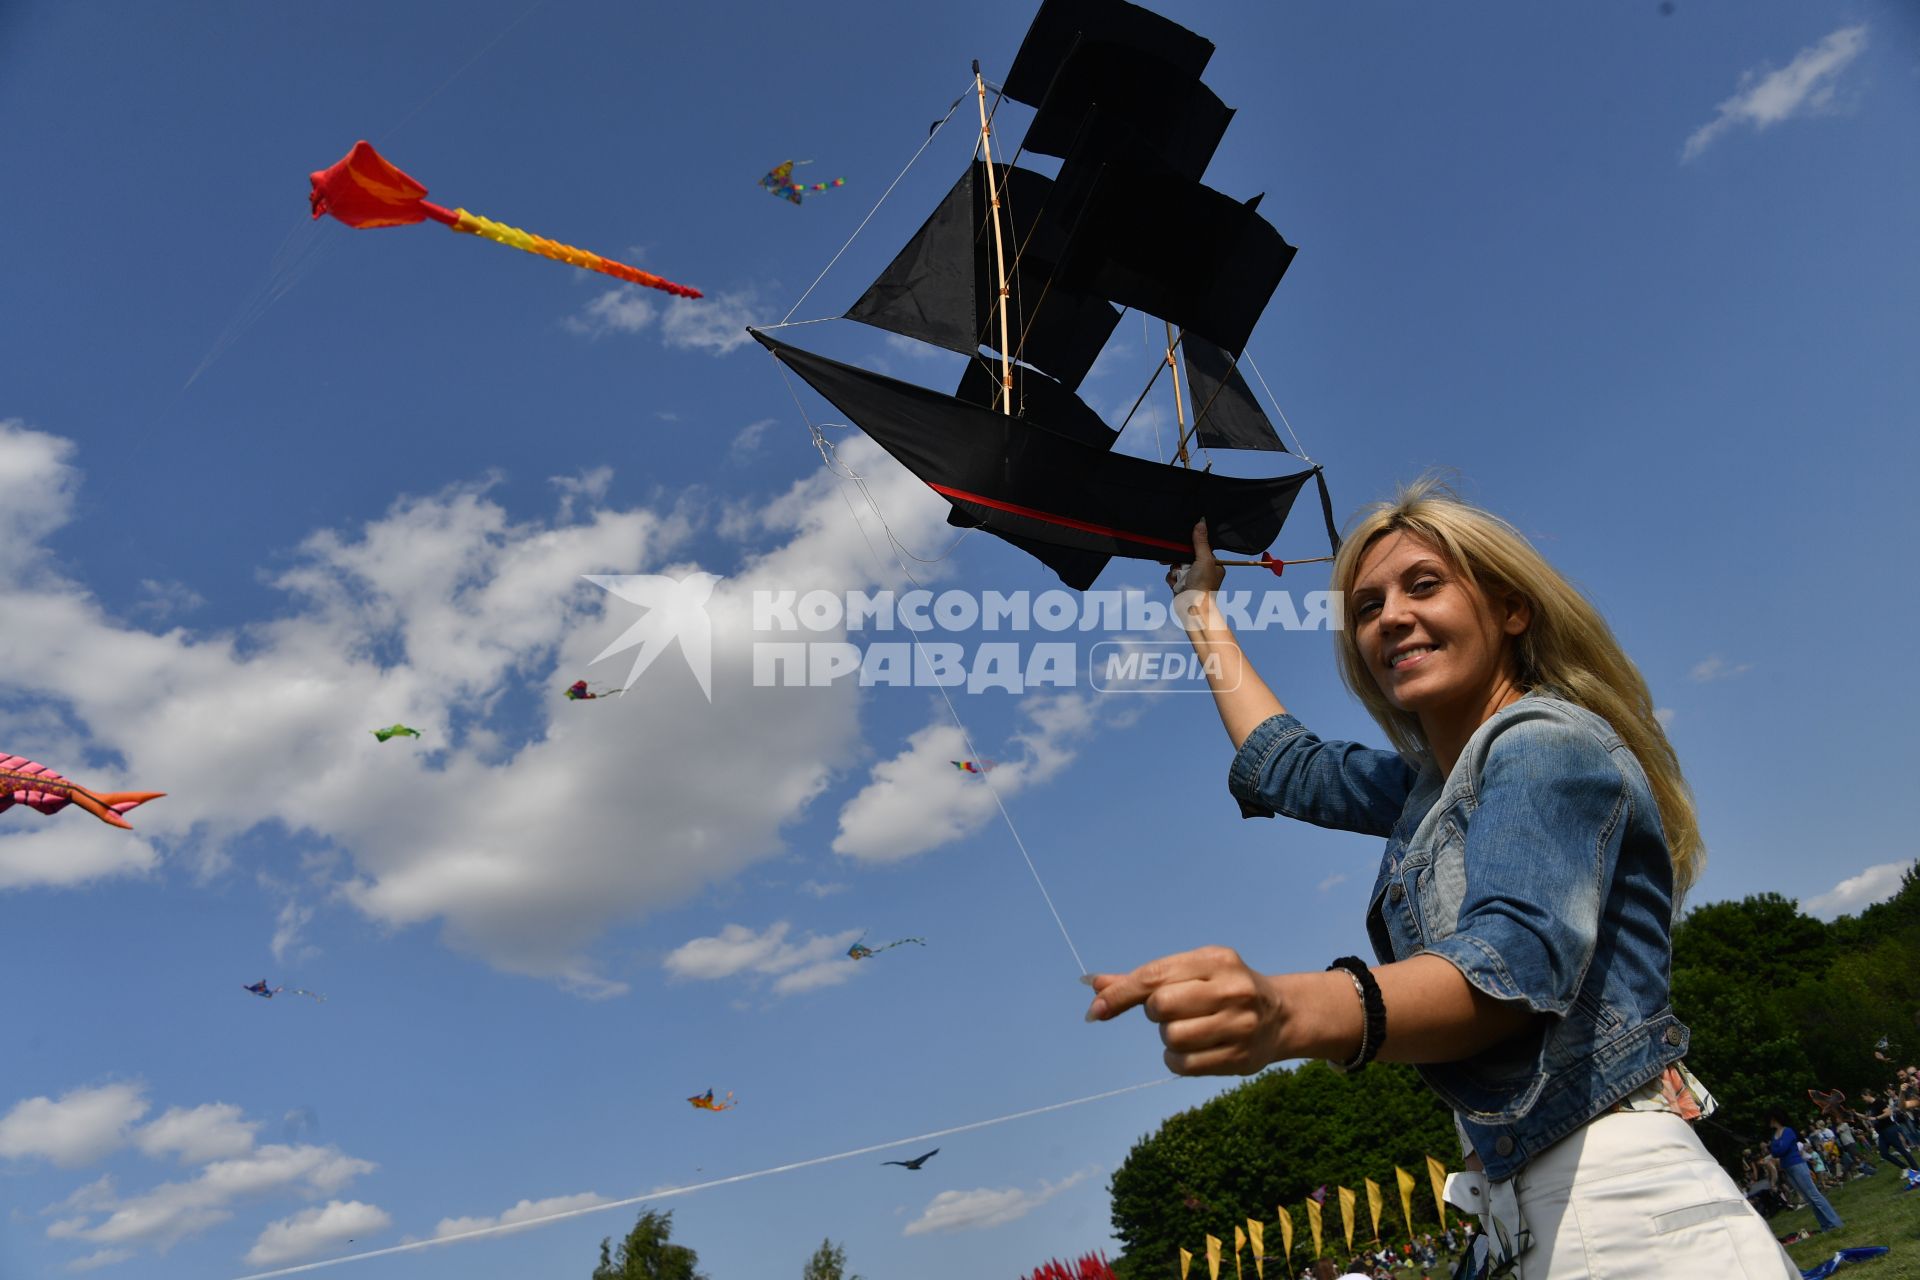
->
<box><xmin>1170</xmin><ymin>520</ymin><xmax>1288</xmax><ymax>749</ymax></box>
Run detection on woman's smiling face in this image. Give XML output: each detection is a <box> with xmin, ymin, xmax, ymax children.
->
<box><xmin>1349</xmin><ymin>531</ymin><xmax>1529</xmax><ymax>719</ymax></box>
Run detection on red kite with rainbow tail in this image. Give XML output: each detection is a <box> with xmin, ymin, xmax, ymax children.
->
<box><xmin>310</xmin><ymin>141</ymin><xmax>702</xmax><ymax>299</ymax></box>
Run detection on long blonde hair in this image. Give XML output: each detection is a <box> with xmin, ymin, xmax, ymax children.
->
<box><xmin>1329</xmin><ymin>477</ymin><xmax>1703</xmax><ymax>897</ymax></box>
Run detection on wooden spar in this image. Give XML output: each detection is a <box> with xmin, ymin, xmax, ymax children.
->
<box><xmin>973</xmin><ymin>60</ymin><xmax>1014</xmax><ymax>415</ymax></box>
<box><xmin>1166</xmin><ymin>320</ymin><xmax>1192</xmax><ymax>466</ymax></box>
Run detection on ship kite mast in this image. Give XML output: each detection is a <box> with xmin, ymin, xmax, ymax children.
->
<box><xmin>973</xmin><ymin>59</ymin><xmax>1016</xmax><ymax>415</ymax></box>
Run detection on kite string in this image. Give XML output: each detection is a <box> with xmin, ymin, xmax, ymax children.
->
<box><xmin>231</xmin><ymin>1076</ymin><xmax>1176</xmax><ymax>1280</ymax></box>
<box><xmin>1240</xmin><ymin>352</ymin><xmax>1315</xmax><ymax>463</ymax></box>
<box><xmin>382</xmin><ymin>0</ymin><xmax>550</xmax><ymax>141</ymax></box>
<box><xmin>775</xmin><ymin>363</ymin><xmax>974</xmax><ymax>566</ymax></box>
<box><xmin>768</xmin><ymin>359</ymin><xmax>1088</xmax><ymax>975</ymax></box>
<box><xmin>779</xmin><ymin>77</ymin><xmax>974</xmax><ymax>324</ymax></box>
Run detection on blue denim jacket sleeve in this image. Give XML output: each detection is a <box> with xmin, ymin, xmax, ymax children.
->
<box><xmin>1422</xmin><ymin>711</ymin><xmax>1630</xmax><ymax>1015</ymax></box>
<box><xmin>1227</xmin><ymin>713</ymin><xmax>1417</xmax><ymax>836</ymax></box>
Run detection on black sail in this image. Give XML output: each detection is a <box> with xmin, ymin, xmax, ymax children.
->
<box><xmin>1019</xmin><ymin>40</ymin><xmax>1233</xmax><ymax>182</ymax></box>
<box><xmin>955</xmin><ymin>360</ymin><xmax>1117</xmax><ymax>451</ymax></box>
<box><xmin>845</xmin><ymin>163</ymin><xmax>1119</xmax><ymax>391</ymax></box>
<box><xmin>1184</xmin><ymin>336</ymin><xmax>1286</xmax><ymax>453</ymax></box>
<box><xmin>754</xmin><ymin>330</ymin><xmax>1316</xmax><ymax>590</ymax></box>
<box><xmin>1004</xmin><ymin>0</ymin><xmax>1213</xmax><ymax>106</ymax></box>
<box><xmin>1047</xmin><ymin>126</ymin><xmax>1297</xmax><ymax>356</ymax></box>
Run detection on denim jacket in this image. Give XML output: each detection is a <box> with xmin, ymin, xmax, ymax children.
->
<box><xmin>1228</xmin><ymin>693</ymin><xmax>1687</xmax><ymax>1181</ymax></box>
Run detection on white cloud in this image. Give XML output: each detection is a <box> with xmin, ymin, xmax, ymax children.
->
<box><xmin>902</xmin><ymin>1167</ymin><xmax>1094</xmax><ymax>1236</ymax></box>
<box><xmin>0</xmin><ymin>821</ymin><xmax>158</xmax><ymax>891</ymax></box>
<box><xmin>1688</xmin><ymin>654</ymin><xmax>1753</xmax><ymax>683</ymax></box>
<box><xmin>563</xmin><ymin>289</ymin><xmax>657</xmax><ymax>337</ymax></box>
<box><xmin>660</xmin><ymin>288</ymin><xmax>768</xmax><ymax>356</ymax></box>
<box><xmin>663</xmin><ymin>921</ymin><xmax>863</xmax><ymax>997</ymax></box>
<box><xmin>1317</xmin><ymin>873</ymin><xmax>1348</xmax><ymax>892</ymax></box>
<box><xmin>731</xmin><ymin>417</ymin><xmax>777</xmax><ymax>462</ymax></box>
<box><xmin>833</xmin><ymin>693</ymin><xmax>1110</xmax><ymax>863</ymax></box>
<box><xmin>1654</xmin><ymin>707</ymin><xmax>1676</xmax><ymax>729</ymax></box>
<box><xmin>245</xmin><ymin>1200</ymin><xmax>391</xmax><ymax>1266</ymax></box>
<box><xmin>0</xmin><ymin>418</ymin><xmax>80</xmax><ymax>545</ymax></box>
<box><xmin>64</xmin><ymin>1248</ymin><xmax>132</xmax><ymax>1273</ymax></box>
<box><xmin>134</xmin><ymin>1104</ymin><xmax>260</xmax><ymax>1165</ymax></box>
<box><xmin>269</xmin><ymin>898</ymin><xmax>316</xmax><ymax>965</ymax></box>
<box><xmin>1682</xmin><ymin>25</ymin><xmax>1869</xmax><ymax>161</ymax></box>
<box><xmin>55</xmin><ymin>1142</ymin><xmax>375</xmax><ymax>1253</ymax></box>
<box><xmin>0</xmin><ymin>1084</ymin><xmax>149</xmax><ymax>1168</ymax></box>
<box><xmin>132</xmin><ymin>579</ymin><xmax>205</xmax><ymax>620</ymax></box>
<box><xmin>0</xmin><ymin>417</ymin><xmax>950</xmax><ymax>989</ymax></box>
<box><xmin>799</xmin><ymin>879</ymin><xmax>846</xmax><ymax>898</ymax></box>
<box><xmin>432</xmin><ymin>1191</ymin><xmax>610</xmax><ymax>1239</ymax></box>
<box><xmin>1804</xmin><ymin>861</ymin><xmax>1913</xmax><ymax>921</ymax></box>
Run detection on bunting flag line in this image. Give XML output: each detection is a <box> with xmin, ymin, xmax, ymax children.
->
<box><xmin>1364</xmin><ymin>1177</ymin><xmax>1384</xmax><ymax>1244</ymax></box>
<box><xmin>1180</xmin><ymin>1247</ymin><xmax>1192</xmax><ymax>1280</ymax></box>
<box><xmin>1276</xmin><ymin>1206</ymin><xmax>1293</xmax><ymax>1263</ymax></box>
<box><xmin>1245</xmin><ymin>1219</ymin><xmax>1264</xmax><ymax>1280</ymax></box>
<box><xmin>1395</xmin><ymin>1166</ymin><xmax>1418</xmax><ymax>1241</ymax></box>
<box><xmin>1426</xmin><ymin>1155</ymin><xmax>1450</xmax><ymax>1230</ymax></box>
<box><xmin>1231</xmin><ymin>1225</ymin><xmax>1244</xmax><ymax>1280</ymax></box>
<box><xmin>1337</xmin><ymin>1186</ymin><xmax>1356</xmax><ymax>1251</ymax></box>
<box><xmin>1205</xmin><ymin>1233</ymin><xmax>1221</xmax><ymax>1280</ymax></box>
<box><xmin>1305</xmin><ymin>1199</ymin><xmax>1322</xmax><ymax>1258</ymax></box>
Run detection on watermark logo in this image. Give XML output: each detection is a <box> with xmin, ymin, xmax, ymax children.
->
<box><xmin>588</xmin><ymin>580</ymin><xmax>1337</xmax><ymax>698</ymax></box>
<box><xmin>585</xmin><ymin>573</ymin><xmax>720</xmax><ymax>700</ymax></box>
<box><xmin>1089</xmin><ymin>642</ymin><xmax>1239</xmax><ymax>694</ymax></box>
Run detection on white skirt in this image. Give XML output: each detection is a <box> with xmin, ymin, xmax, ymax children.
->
<box><xmin>1475</xmin><ymin>1111</ymin><xmax>1797</xmax><ymax>1279</ymax></box>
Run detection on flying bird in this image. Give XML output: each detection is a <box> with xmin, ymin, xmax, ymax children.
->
<box><xmin>882</xmin><ymin>1148</ymin><xmax>939</xmax><ymax>1170</ymax></box>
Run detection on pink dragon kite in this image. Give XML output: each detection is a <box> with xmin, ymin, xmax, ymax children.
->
<box><xmin>0</xmin><ymin>754</ymin><xmax>163</xmax><ymax>830</ymax></box>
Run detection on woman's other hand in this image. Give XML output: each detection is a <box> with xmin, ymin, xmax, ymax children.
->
<box><xmin>1084</xmin><ymin>945</ymin><xmax>1292</xmax><ymax>1076</ymax></box>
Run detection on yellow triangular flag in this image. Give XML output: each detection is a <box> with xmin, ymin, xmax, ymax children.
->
<box><xmin>1338</xmin><ymin>1186</ymin><xmax>1357</xmax><ymax>1250</ymax></box>
<box><xmin>1365</xmin><ymin>1178</ymin><xmax>1385</xmax><ymax>1243</ymax></box>
<box><xmin>1426</xmin><ymin>1155</ymin><xmax>1450</xmax><ymax>1230</ymax></box>
<box><xmin>1396</xmin><ymin>1166</ymin><xmax>1418</xmax><ymax>1240</ymax></box>
<box><xmin>1305</xmin><ymin>1199</ymin><xmax>1323</xmax><ymax>1258</ymax></box>
<box><xmin>1206</xmin><ymin>1233</ymin><xmax>1221</xmax><ymax>1280</ymax></box>
<box><xmin>1180</xmin><ymin>1247</ymin><xmax>1192</xmax><ymax>1280</ymax></box>
<box><xmin>1277</xmin><ymin>1206</ymin><xmax>1294</xmax><ymax>1262</ymax></box>
<box><xmin>1232</xmin><ymin>1225</ymin><xmax>1245</xmax><ymax>1280</ymax></box>
<box><xmin>1246</xmin><ymin>1219</ymin><xmax>1265</xmax><ymax>1280</ymax></box>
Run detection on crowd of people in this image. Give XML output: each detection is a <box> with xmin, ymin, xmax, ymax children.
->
<box><xmin>1291</xmin><ymin>1227</ymin><xmax>1471</xmax><ymax>1279</ymax></box>
<box><xmin>1737</xmin><ymin>1059</ymin><xmax>1920</xmax><ymax>1232</ymax></box>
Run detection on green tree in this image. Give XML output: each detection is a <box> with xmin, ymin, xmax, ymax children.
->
<box><xmin>592</xmin><ymin>1209</ymin><xmax>704</xmax><ymax>1280</ymax></box>
<box><xmin>802</xmin><ymin>1237</ymin><xmax>861</xmax><ymax>1280</ymax></box>
<box><xmin>1108</xmin><ymin>1061</ymin><xmax>1454</xmax><ymax>1280</ymax></box>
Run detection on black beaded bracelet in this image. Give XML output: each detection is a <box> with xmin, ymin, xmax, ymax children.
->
<box><xmin>1327</xmin><ymin>956</ymin><xmax>1387</xmax><ymax>1073</ymax></box>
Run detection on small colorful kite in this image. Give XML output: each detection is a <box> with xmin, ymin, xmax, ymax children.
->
<box><xmin>687</xmin><ymin>1089</ymin><xmax>735</xmax><ymax>1112</ymax></box>
<box><xmin>759</xmin><ymin>160</ymin><xmax>846</xmax><ymax>205</ymax></box>
<box><xmin>371</xmin><ymin>725</ymin><xmax>421</xmax><ymax>743</ymax></box>
<box><xmin>951</xmin><ymin>760</ymin><xmax>992</xmax><ymax>774</ymax></box>
<box><xmin>847</xmin><ymin>934</ymin><xmax>925</xmax><ymax>961</ymax></box>
<box><xmin>0</xmin><ymin>755</ymin><xmax>163</xmax><ymax>830</ymax></box>
<box><xmin>311</xmin><ymin>141</ymin><xmax>702</xmax><ymax>298</ymax></box>
<box><xmin>243</xmin><ymin>980</ymin><xmax>326</xmax><ymax>1002</ymax></box>
<box><xmin>882</xmin><ymin>1148</ymin><xmax>939</xmax><ymax>1170</ymax></box>
<box><xmin>564</xmin><ymin>680</ymin><xmax>620</xmax><ymax>701</ymax></box>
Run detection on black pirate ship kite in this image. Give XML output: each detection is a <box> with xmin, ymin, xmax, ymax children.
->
<box><xmin>754</xmin><ymin>0</ymin><xmax>1336</xmax><ymax>590</ymax></box>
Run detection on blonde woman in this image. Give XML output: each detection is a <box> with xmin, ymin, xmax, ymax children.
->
<box><xmin>1085</xmin><ymin>481</ymin><xmax>1794</xmax><ymax>1277</ymax></box>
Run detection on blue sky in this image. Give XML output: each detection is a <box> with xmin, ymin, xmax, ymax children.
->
<box><xmin>2</xmin><ymin>1</ymin><xmax>1916</xmax><ymax>1276</ymax></box>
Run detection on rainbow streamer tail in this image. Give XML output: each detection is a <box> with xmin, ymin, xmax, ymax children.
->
<box><xmin>444</xmin><ymin>208</ymin><xmax>702</xmax><ymax>299</ymax></box>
